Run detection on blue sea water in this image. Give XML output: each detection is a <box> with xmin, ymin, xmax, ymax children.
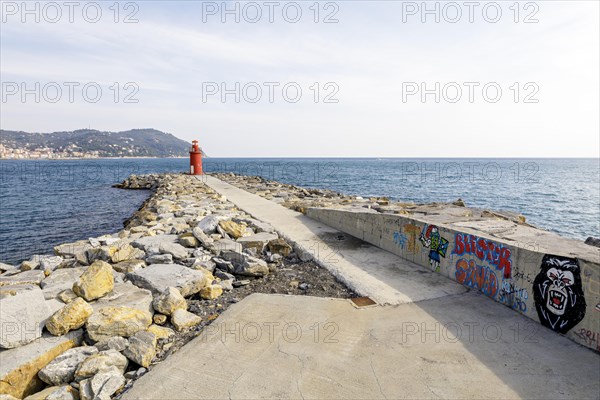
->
<box><xmin>0</xmin><ymin>158</ymin><xmax>598</xmax><ymax>265</ymax></box>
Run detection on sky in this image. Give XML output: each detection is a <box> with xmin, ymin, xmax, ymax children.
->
<box><xmin>1</xmin><ymin>0</ymin><xmax>599</xmax><ymax>157</ymax></box>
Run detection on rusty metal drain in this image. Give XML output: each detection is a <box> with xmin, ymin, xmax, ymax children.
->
<box><xmin>351</xmin><ymin>297</ymin><xmax>377</xmax><ymax>308</ymax></box>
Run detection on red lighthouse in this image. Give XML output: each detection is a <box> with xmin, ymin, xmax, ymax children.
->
<box><xmin>189</xmin><ymin>140</ymin><xmax>203</xmax><ymax>175</ymax></box>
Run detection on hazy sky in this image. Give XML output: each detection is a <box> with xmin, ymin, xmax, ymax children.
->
<box><xmin>1</xmin><ymin>1</ymin><xmax>598</xmax><ymax>157</ymax></box>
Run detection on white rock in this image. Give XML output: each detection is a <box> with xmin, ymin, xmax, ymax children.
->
<box><xmin>0</xmin><ymin>286</ymin><xmax>50</xmax><ymax>348</ymax></box>
<box><xmin>38</xmin><ymin>346</ymin><xmax>98</xmax><ymax>385</ymax></box>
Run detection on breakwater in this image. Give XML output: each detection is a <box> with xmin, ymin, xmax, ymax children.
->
<box><xmin>0</xmin><ymin>173</ymin><xmax>352</xmax><ymax>399</ymax></box>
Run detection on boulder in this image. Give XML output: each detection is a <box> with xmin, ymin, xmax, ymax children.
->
<box><xmin>243</xmin><ymin>218</ymin><xmax>275</xmax><ymax>233</ymax></box>
<box><xmin>152</xmin><ymin>287</ymin><xmax>186</xmax><ymax>316</ymax></box>
<box><xmin>191</xmin><ymin>227</ymin><xmax>216</xmax><ymax>252</ymax></box>
<box><xmin>178</xmin><ymin>233</ymin><xmax>199</xmax><ymax>248</ymax></box>
<box><xmin>23</xmin><ymin>384</ymin><xmax>78</xmax><ymax>400</ymax></box>
<box><xmin>95</xmin><ymin>336</ymin><xmax>129</xmax><ymax>352</ymax></box>
<box><xmin>57</xmin><ymin>290</ymin><xmax>78</xmax><ymax>304</ymax></box>
<box><xmin>0</xmin><ymin>270</ymin><xmax>45</xmax><ymax>287</ymax></box>
<box><xmin>171</xmin><ymin>309</ymin><xmax>202</xmax><ymax>332</ymax></box>
<box><xmin>237</xmin><ymin>232</ymin><xmax>278</xmax><ymax>253</ymax></box>
<box><xmin>86</xmin><ymin>306</ymin><xmax>152</xmax><ymax>342</ymax></box>
<box><xmin>147</xmin><ymin>325</ymin><xmax>175</xmax><ymax>341</ymax></box>
<box><xmin>196</xmin><ymin>215</ymin><xmax>220</xmax><ymax>234</ymax></box>
<box><xmin>20</xmin><ymin>260</ymin><xmax>39</xmax><ymax>271</ymax></box>
<box><xmin>110</xmin><ymin>242</ymin><xmax>145</xmax><ymax>263</ymax></box>
<box><xmin>126</xmin><ymin>264</ymin><xmax>208</xmax><ymax>297</ymax></box>
<box><xmin>146</xmin><ymin>254</ymin><xmax>173</xmax><ymax>264</ymax></box>
<box><xmin>38</xmin><ymin>346</ymin><xmax>98</xmax><ymax>385</ymax></box>
<box><xmin>212</xmin><ymin>257</ymin><xmax>235</xmax><ymax>274</ymax></box>
<box><xmin>45</xmin><ymin>298</ymin><xmax>93</xmax><ymax>336</ymax></box>
<box><xmin>200</xmin><ymin>285</ymin><xmax>223</xmax><ymax>300</ymax></box>
<box><xmin>79</xmin><ymin>366</ymin><xmax>125</xmax><ymax>400</ymax></box>
<box><xmin>0</xmin><ymin>287</ymin><xmax>50</xmax><ymax>348</ymax></box>
<box><xmin>55</xmin><ymin>241</ymin><xmax>92</xmax><ymax>265</ymax></box>
<box><xmin>122</xmin><ymin>331</ymin><xmax>156</xmax><ymax>368</ymax></box>
<box><xmin>268</xmin><ymin>238</ymin><xmax>293</xmax><ymax>257</ymax></box>
<box><xmin>218</xmin><ymin>220</ymin><xmax>248</xmax><ymax>239</ymax></box>
<box><xmin>158</xmin><ymin>242</ymin><xmax>189</xmax><ymax>260</ymax></box>
<box><xmin>72</xmin><ymin>261</ymin><xmax>114</xmax><ymax>301</ymax></box>
<box><xmin>40</xmin><ymin>267</ymin><xmax>86</xmax><ymax>300</ymax></box>
<box><xmin>0</xmin><ymin>262</ymin><xmax>18</xmax><ymax>273</ymax></box>
<box><xmin>0</xmin><ymin>284</ymin><xmax>38</xmax><ymax>299</ymax></box>
<box><xmin>112</xmin><ymin>260</ymin><xmax>145</xmax><ymax>274</ymax></box>
<box><xmin>221</xmin><ymin>251</ymin><xmax>269</xmax><ymax>277</ymax></box>
<box><xmin>214</xmin><ymin>239</ymin><xmax>242</xmax><ymax>254</ymax></box>
<box><xmin>153</xmin><ymin>314</ymin><xmax>167</xmax><ymax>325</ymax></box>
<box><xmin>39</xmin><ymin>256</ymin><xmax>63</xmax><ymax>274</ymax></box>
<box><xmin>131</xmin><ymin>235</ymin><xmax>178</xmax><ymax>252</ymax></box>
<box><xmin>0</xmin><ymin>330</ymin><xmax>83</xmax><ymax>398</ymax></box>
<box><xmin>74</xmin><ymin>350</ymin><xmax>128</xmax><ymax>381</ymax></box>
<box><xmin>91</xmin><ymin>282</ymin><xmax>153</xmax><ymax>315</ymax></box>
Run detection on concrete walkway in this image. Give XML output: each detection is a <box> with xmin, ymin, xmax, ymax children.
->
<box><xmin>123</xmin><ymin>175</ymin><xmax>600</xmax><ymax>399</ymax></box>
<box><xmin>125</xmin><ymin>293</ymin><xmax>600</xmax><ymax>399</ymax></box>
<box><xmin>200</xmin><ymin>175</ymin><xmax>465</xmax><ymax>305</ymax></box>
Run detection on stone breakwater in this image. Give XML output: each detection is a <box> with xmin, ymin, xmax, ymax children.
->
<box><xmin>212</xmin><ymin>172</ymin><xmax>533</xmax><ymax>227</ymax></box>
<box><xmin>0</xmin><ymin>173</ymin><xmax>354</xmax><ymax>399</ymax></box>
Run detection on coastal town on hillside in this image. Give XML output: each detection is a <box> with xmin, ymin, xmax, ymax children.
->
<box><xmin>0</xmin><ymin>144</ymin><xmax>101</xmax><ymax>159</ymax></box>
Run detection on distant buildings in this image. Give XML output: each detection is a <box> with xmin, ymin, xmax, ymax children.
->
<box><xmin>0</xmin><ymin>144</ymin><xmax>100</xmax><ymax>159</ymax></box>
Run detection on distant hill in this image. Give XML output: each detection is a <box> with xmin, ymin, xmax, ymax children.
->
<box><xmin>0</xmin><ymin>128</ymin><xmax>206</xmax><ymax>157</ymax></box>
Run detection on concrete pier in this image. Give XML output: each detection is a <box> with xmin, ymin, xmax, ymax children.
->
<box><xmin>122</xmin><ymin>175</ymin><xmax>600</xmax><ymax>399</ymax></box>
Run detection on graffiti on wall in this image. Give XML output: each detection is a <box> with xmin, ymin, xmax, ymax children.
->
<box><xmin>577</xmin><ymin>329</ymin><xmax>600</xmax><ymax>352</ymax></box>
<box><xmin>419</xmin><ymin>224</ymin><xmax>449</xmax><ymax>272</ymax></box>
<box><xmin>533</xmin><ymin>255</ymin><xmax>586</xmax><ymax>334</ymax></box>
<box><xmin>453</xmin><ymin>233</ymin><xmax>512</xmax><ymax>279</ymax></box>
<box><xmin>498</xmin><ymin>280</ymin><xmax>529</xmax><ymax>312</ymax></box>
<box><xmin>455</xmin><ymin>259</ymin><xmax>499</xmax><ymax>297</ymax></box>
<box><xmin>393</xmin><ymin>231</ymin><xmax>408</xmax><ymax>249</ymax></box>
<box><xmin>402</xmin><ymin>224</ymin><xmax>422</xmax><ymax>254</ymax></box>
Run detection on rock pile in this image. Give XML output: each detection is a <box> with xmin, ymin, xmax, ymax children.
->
<box><xmin>0</xmin><ymin>173</ymin><xmax>308</xmax><ymax>399</ymax></box>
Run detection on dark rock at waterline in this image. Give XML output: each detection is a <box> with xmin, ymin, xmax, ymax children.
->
<box><xmin>584</xmin><ymin>237</ymin><xmax>600</xmax><ymax>247</ymax></box>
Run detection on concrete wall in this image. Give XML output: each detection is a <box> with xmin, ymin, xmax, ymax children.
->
<box><xmin>306</xmin><ymin>207</ymin><xmax>600</xmax><ymax>352</ymax></box>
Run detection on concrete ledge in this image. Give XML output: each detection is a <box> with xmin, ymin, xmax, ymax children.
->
<box><xmin>306</xmin><ymin>207</ymin><xmax>600</xmax><ymax>352</ymax></box>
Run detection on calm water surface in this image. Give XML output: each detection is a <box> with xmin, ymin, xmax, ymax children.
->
<box><xmin>1</xmin><ymin>158</ymin><xmax>598</xmax><ymax>264</ymax></box>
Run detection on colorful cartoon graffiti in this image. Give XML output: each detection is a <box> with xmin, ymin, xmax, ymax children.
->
<box><xmin>403</xmin><ymin>224</ymin><xmax>422</xmax><ymax>254</ymax></box>
<box><xmin>419</xmin><ymin>224</ymin><xmax>449</xmax><ymax>272</ymax></box>
<box><xmin>533</xmin><ymin>255</ymin><xmax>586</xmax><ymax>334</ymax></box>
<box><xmin>453</xmin><ymin>233</ymin><xmax>512</xmax><ymax>279</ymax></box>
<box><xmin>393</xmin><ymin>231</ymin><xmax>408</xmax><ymax>249</ymax></box>
<box><xmin>455</xmin><ymin>259</ymin><xmax>498</xmax><ymax>298</ymax></box>
<box><xmin>498</xmin><ymin>280</ymin><xmax>529</xmax><ymax>312</ymax></box>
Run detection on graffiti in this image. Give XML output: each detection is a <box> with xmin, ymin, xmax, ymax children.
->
<box><xmin>453</xmin><ymin>233</ymin><xmax>512</xmax><ymax>279</ymax></box>
<box><xmin>419</xmin><ymin>224</ymin><xmax>449</xmax><ymax>272</ymax></box>
<box><xmin>499</xmin><ymin>280</ymin><xmax>529</xmax><ymax>312</ymax></box>
<box><xmin>402</xmin><ymin>224</ymin><xmax>421</xmax><ymax>254</ymax></box>
<box><xmin>533</xmin><ymin>255</ymin><xmax>586</xmax><ymax>334</ymax></box>
<box><xmin>393</xmin><ymin>231</ymin><xmax>408</xmax><ymax>249</ymax></box>
<box><xmin>455</xmin><ymin>259</ymin><xmax>498</xmax><ymax>298</ymax></box>
<box><xmin>577</xmin><ymin>329</ymin><xmax>600</xmax><ymax>352</ymax></box>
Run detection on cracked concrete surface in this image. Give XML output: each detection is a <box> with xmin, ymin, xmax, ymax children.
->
<box><xmin>124</xmin><ymin>293</ymin><xmax>599</xmax><ymax>399</ymax></box>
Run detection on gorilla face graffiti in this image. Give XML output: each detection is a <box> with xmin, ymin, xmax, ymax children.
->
<box><xmin>533</xmin><ymin>255</ymin><xmax>586</xmax><ymax>334</ymax></box>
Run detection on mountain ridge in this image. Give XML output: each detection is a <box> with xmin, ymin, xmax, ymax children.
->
<box><xmin>0</xmin><ymin>128</ymin><xmax>206</xmax><ymax>157</ymax></box>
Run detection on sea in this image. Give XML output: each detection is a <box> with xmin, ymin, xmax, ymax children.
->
<box><xmin>1</xmin><ymin>158</ymin><xmax>598</xmax><ymax>265</ymax></box>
